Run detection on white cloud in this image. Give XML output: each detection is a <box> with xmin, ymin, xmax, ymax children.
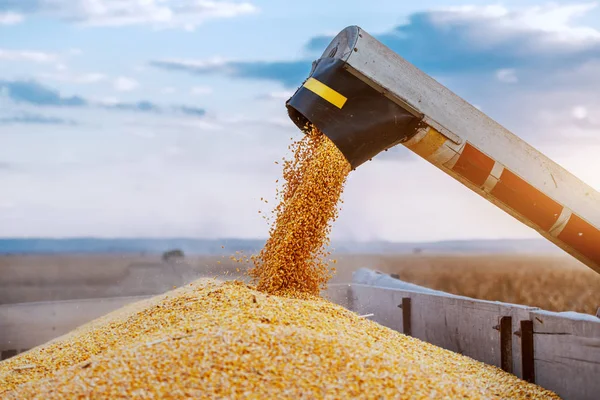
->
<box><xmin>162</xmin><ymin>86</ymin><xmax>176</xmax><ymax>94</ymax></box>
<box><xmin>114</xmin><ymin>76</ymin><xmax>139</xmax><ymax>92</ymax></box>
<box><xmin>40</xmin><ymin>71</ymin><xmax>107</xmax><ymax>84</ymax></box>
<box><xmin>0</xmin><ymin>49</ymin><xmax>58</xmax><ymax>63</ymax></box>
<box><xmin>496</xmin><ymin>68</ymin><xmax>518</xmax><ymax>83</ymax></box>
<box><xmin>166</xmin><ymin>146</ymin><xmax>182</xmax><ymax>156</ymax></box>
<box><xmin>94</xmin><ymin>96</ymin><xmax>120</xmax><ymax>106</ymax></box>
<box><xmin>0</xmin><ymin>111</ymin><xmax>289</xmax><ymax>238</ymax></box>
<box><xmin>159</xmin><ymin>56</ymin><xmax>230</xmax><ymax>71</ymax></box>
<box><xmin>0</xmin><ymin>201</ymin><xmax>15</xmax><ymax>209</ymax></box>
<box><xmin>5</xmin><ymin>0</ymin><xmax>258</xmax><ymax>30</ymax></box>
<box><xmin>148</xmin><ymin>56</ymin><xmax>306</xmax><ymax>88</ymax></box>
<box><xmin>572</xmin><ymin>106</ymin><xmax>589</xmax><ymax>120</ymax></box>
<box><xmin>191</xmin><ymin>86</ymin><xmax>213</xmax><ymax>95</ymax></box>
<box><xmin>0</xmin><ymin>12</ymin><xmax>23</xmax><ymax>25</ymax></box>
<box><xmin>435</xmin><ymin>3</ymin><xmax>600</xmax><ymax>45</ymax></box>
<box><xmin>509</xmin><ymin>3</ymin><xmax>600</xmax><ymax>42</ymax></box>
<box><xmin>261</xmin><ymin>91</ymin><xmax>295</xmax><ymax>100</ymax></box>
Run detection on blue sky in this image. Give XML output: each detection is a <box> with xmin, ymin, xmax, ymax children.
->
<box><xmin>1</xmin><ymin>1</ymin><xmax>600</xmax><ymax>241</ymax></box>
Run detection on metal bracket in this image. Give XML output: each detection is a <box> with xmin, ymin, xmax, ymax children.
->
<box><xmin>499</xmin><ymin>316</ymin><xmax>513</xmax><ymax>373</ymax></box>
<box><xmin>1</xmin><ymin>349</ymin><xmax>17</xmax><ymax>360</ymax></box>
<box><xmin>397</xmin><ymin>297</ymin><xmax>412</xmax><ymax>336</ymax></box>
<box><xmin>518</xmin><ymin>320</ymin><xmax>535</xmax><ymax>383</ymax></box>
<box><xmin>423</xmin><ymin>117</ymin><xmax>463</xmax><ymax>146</ymax></box>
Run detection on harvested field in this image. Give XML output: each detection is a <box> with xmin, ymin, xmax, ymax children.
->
<box><xmin>0</xmin><ymin>279</ymin><xmax>559</xmax><ymax>399</ymax></box>
<box><xmin>2</xmin><ymin>253</ymin><xmax>598</xmax><ymax>315</ymax></box>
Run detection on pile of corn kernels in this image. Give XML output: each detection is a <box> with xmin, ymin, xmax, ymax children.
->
<box><xmin>0</xmin><ymin>280</ymin><xmax>559</xmax><ymax>399</ymax></box>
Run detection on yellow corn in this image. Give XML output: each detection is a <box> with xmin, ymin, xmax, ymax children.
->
<box><xmin>247</xmin><ymin>126</ymin><xmax>350</xmax><ymax>297</ymax></box>
<box><xmin>0</xmin><ymin>280</ymin><xmax>560</xmax><ymax>399</ymax></box>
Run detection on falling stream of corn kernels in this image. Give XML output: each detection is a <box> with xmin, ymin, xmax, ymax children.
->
<box><xmin>248</xmin><ymin>126</ymin><xmax>351</xmax><ymax>297</ymax></box>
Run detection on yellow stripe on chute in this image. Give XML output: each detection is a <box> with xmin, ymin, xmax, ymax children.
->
<box><xmin>303</xmin><ymin>77</ymin><xmax>347</xmax><ymax>109</ymax></box>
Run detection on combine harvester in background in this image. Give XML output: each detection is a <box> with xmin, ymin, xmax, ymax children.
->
<box><xmin>286</xmin><ymin>26</ymin><xmax>600</xmax><ymax>400</ymax></box>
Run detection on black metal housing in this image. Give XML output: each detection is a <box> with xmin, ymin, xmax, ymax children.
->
<box><xmin>286</xmin><ymin>57</ymin><xmax>424</xmax><ymax>169</ymax></box>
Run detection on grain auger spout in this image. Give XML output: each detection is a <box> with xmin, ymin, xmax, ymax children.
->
<box><xmin>286</xmin><ymin>25</ymin><xmax>600</xmax><ymax>275</ymax></box>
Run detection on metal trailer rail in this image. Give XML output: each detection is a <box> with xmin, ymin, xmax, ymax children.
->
<box><xmin>1</xmin><ymin>272</ymin><xmax>598</xmax><ymax>399</ymax></box>
<box><xmin>331</xmin><ymin>269</ymin><xmax>600</xmax><ymax>400</ymax></box>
